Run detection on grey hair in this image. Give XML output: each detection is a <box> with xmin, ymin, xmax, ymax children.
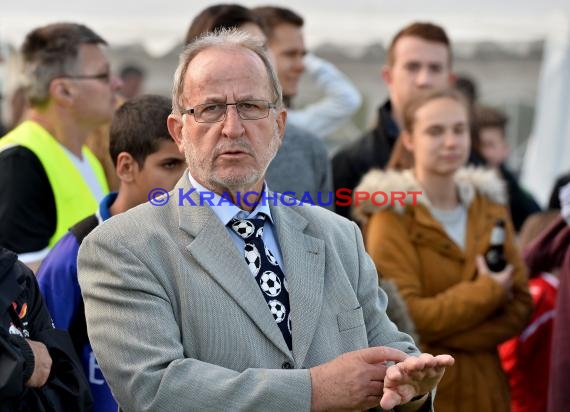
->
<box><xmin>20</xmin><ymin>23</ymin><xmax>107</xmax><ymax>107</ymax></box>
<box><xmin>171</xmin><ymin>28</ymin><xmax>282</xmax><ymax>114</ymax></box>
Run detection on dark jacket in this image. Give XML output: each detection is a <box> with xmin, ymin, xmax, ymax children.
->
<box><xmin>499</xmin><ymin>165</ymin><xmax>541</xmax><ymax>231</ymax></box>
<box><xmin>523</xmin><ymin>216</ymin><xmax>570</xmax><ymax>412</ymax></box>
<box><xmin>0</xmin><ymin>247</ymin><xmax>92</xmax><ymax>412</ymax></box>
<box><xmin>332</xmin><ymin>100</ymin><xmax>398</xmax><ymax>218</ymax></box>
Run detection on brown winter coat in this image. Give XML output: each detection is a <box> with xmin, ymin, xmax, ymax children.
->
<box><xmin>354</xmin><ymin>167</ymin><xmax>533</xmax><ymax>412</ymax></box>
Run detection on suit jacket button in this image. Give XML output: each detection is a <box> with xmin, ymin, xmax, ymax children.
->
<box><xmin>281</xmin><ymin>361</ymin><xmax>293</xmax><ymax>369</ymax></box>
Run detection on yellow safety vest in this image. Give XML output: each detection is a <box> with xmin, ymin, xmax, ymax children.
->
<box><xmin>0</xmin><ymin>121</ymin><xmax>109</xmax><ymax>247</ymax></box>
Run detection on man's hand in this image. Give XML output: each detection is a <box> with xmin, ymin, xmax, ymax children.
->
<box><xmin>476</xmin><ymin>255</ymin><xmax>514</xmax><ymax>297</ymax></box>
<box><xmin>380</xmin><ymin>353</ymin><xmax>455</xmax><ymax>410</ymax></box>
<box><xmin>310</xmin><ymin>346</ymin><xmax>408</xmax><ymax>411</ymax></box>
<box><xmin>25</xmin><ymin>339</ymin><xmax>52</xmax><ymax>388</ymax></box>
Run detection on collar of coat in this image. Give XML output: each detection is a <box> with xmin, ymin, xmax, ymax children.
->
<box><xmin>352</xmin><ymin>166</ymin><xmax>507</xmax><ymax>224</ymax></box>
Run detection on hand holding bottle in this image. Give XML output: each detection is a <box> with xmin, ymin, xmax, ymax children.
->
<box><xmin>476</xmin><ymin>255</ymin><xmax>514</xmax><ymax>298</ymax></box>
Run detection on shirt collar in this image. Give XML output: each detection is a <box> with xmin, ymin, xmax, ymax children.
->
<box><xmin>96</xmin><ymin>192</ymin><xmax>118</xmax><ymax>224</ymax></box>
<box><xmin>186</xmin><ymin>172</ymin><xmax>274</xmax><ymax>226</ymax></box>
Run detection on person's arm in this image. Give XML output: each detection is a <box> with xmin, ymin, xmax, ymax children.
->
<box><xmin>432</xmin><ymin>216</ymin><xmax>533</xmax><ymax>351</ymax></box>
<box><xmin>365</xmin><ymin>211</ymin><xmax>508</xmax><ymax>343</ymax></box>
<box><xmin>0</xmin><ymin>146</ymin><xmax>56</xmax><ymax>255</ymax></box>
<box><xmin>287</xmin><ymin>54</ymin><xmax>361</xmax><ymax>139</ymax></box>
<box><xmin>0</xmin><ymin>329</ymin><xmax>52</xmax><ymax>397</ymax></box>
<box><xmin>0</xmin><ymin>260</ymin><xmax>55</xmax><ymax>399</ymax></box>
<box><xmin>24</xmin><ymin>260</ymin><xmax>92</xmax><ymax>410</ymax></box>
<box><xmin>36</xmin><ymin>234</ymin><xmax>83</xmax><ymax>330</ymax></box>
<box><xmin>78</xmin><ymin>232</ymin><xmax>312</xmax><ymax>412</ymax></box>
<box><xmin>0</xmin><ymin>330</ymin><xmax>35</xmax><ymax>398</ymax></box>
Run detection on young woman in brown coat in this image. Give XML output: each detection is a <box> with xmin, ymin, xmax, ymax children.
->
<box><xmin>353</xmin><ymin>89</ymin><xmax>533</xmax><ymax>412</ymax></box>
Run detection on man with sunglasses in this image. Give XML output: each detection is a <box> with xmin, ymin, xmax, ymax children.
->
<box><xmin>78</xmin><ymin>30</ymin><xmax>453</xmax><ymax>412</ymax></box>
<box><xmin>0</xmin><ymin>23</ymin><xmax>122</xmax><ymax>267</ymax></box>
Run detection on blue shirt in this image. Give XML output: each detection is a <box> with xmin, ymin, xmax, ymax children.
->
<box><xmin>37</xmin><ymin>192</ymin><xmax>118</xmax><ymax>412</ymax></box>
<box><xmin>187</xmin><ymin>173</ymin><xmax>285</xmax><ymax>270</ymax></box>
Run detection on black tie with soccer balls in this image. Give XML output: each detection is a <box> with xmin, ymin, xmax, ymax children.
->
<box><xmin>229</xmin><ymin>213</ymin><xmax>292</xmax><ymax>351</ymax></box>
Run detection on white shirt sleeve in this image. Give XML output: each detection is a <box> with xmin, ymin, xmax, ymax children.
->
<box><xmin>287</xmin><ymin>54</ymin><xmax>362</xmax><ymax>139</ymax></box>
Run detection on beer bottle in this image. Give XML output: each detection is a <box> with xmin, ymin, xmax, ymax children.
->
<box><xmin>485</xmin><ymin>219</ymin><xmax>507</xmax><ymax>272</ymax></box>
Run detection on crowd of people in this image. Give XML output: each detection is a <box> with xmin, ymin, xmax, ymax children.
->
<box><xmin>0</xmin><ymin>4</ymin><xmax>568</xmax><ymax>412</ymax></box>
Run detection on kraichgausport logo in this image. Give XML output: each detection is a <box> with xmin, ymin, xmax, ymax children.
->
<box><xmin>147</xmin><ymin>188</ymin><xmax>422</xmax><ymax>208</ymax></box>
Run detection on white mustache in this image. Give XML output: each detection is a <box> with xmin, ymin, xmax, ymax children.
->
<box><xmin>213</xmin><ymin>140</ymin><xmax>254</xmax><ymax>157</ymax></box>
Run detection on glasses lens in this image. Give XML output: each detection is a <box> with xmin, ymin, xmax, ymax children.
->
<box><xmin>192</xmin><ymin>101</ymin><xmax>271</xmax><ymax>123</ymax></box>
<box><xmin>236</xmin><ymin>100</ymin><xmax>269</xmax><ymax>120</ymax></box>
<box><xmin>196</xmin><ymin>103</ymin><xmax>227</xmax><ymax>122</ymax></box>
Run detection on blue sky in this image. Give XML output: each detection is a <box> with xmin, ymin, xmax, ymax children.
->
<box><xmin>1</xmin><ymin>0</ymin><xmax>569</xmax><ymax>55</ymax></box>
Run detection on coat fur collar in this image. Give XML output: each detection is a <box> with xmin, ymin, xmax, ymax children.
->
<box><xmin>352</xmin><ymin>166</ymin><xmax>507</xmax><ymax>224</ymax></box>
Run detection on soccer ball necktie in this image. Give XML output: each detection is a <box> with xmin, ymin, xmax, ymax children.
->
<box><xmin>229</xmin><ymin>213</ymin><xmax>292</xmax><ymax>350</ymax></box>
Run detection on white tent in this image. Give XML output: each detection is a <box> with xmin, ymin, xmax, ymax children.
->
<box><xmin>520</xmin><ymin>13</ymin><xmax>570</xmax><ymax>207</ymax></box>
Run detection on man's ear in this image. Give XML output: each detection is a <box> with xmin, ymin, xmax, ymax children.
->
<box><xmin>167</xmin><ymin>114</ymin><xmax>185</xmax><ymax>154</ymax></box>
<box><xmin>448</xmin><ymin>72</ymin><xmax>458</xmax><ymax>86</ymax></box>
<box><xmin>115</xmin><ymin>152</ymin><xmax>138</xmax><ymax>183</ymax></box>
<box><xmin>49</xmin><ymin>79</ymin><xmax>74</xmax><ymax>107</ymax></box>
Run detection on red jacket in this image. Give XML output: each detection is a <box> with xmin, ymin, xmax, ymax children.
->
<box><xmin>499</xmin><ymin>273</ymin><xmax>558</xmax><ymax>412</ymax></box>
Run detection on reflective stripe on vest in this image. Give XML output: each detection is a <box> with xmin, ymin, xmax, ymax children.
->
<box><xmin>0</xmin><ymin>121</ymin><xmax>109</xmax><ymax>247</ymax></box>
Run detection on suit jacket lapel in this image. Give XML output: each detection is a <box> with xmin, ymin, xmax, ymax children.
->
<box><xmin>176</xmin><ymin>175</ymin><xmax>293</xmax><ymax>358</ymax></box>
<box><xmin>271</xmin><ymin>204</ymin><xmax>325</xmax><ymax>366</ymax></box>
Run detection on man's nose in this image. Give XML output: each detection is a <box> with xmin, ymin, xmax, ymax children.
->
<box><xmin>221</xmin><ymin>105</ymin><xmax>245</xmax><ymax>138</ymax></box>
<box><xmin>415</xmin><ymin>68</ymin><xmax>433</xmax><ymax>88</ymax></box>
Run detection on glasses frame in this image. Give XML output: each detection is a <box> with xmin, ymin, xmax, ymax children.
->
<box><xmin>181</xmin><ymin>99</ymin><xmax>278</xmax><ymax>123</ymax></box>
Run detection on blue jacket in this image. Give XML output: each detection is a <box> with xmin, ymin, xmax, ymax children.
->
<box><xmin>37</xmin><ymin>193</ymin><xmax>117</xmax><ymax>412</ymax></box>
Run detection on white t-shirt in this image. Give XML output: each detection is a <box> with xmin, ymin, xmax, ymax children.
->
<box><xmin>430</xmin><ymin>205</ymin><xmax>467</xmax><ymax>250</ymax></box>
<box><xmin>63</xmin><ymin>146</ymin><xmax>105</xmax><ymax>203</ymax></box>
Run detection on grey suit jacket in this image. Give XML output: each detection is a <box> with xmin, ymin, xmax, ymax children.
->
<box><xmin>78</xmin><ymin>172</ymin><xmax>420</xmax><ymax>412</ymax></box>
<box><xmin>266</xmin><ymin>123</ymin><xmax>332</xmax><ymax>208</ymax></box>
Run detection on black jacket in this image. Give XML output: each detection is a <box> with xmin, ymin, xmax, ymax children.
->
<box><xmin>332</xmin><ymin>100</ymin><xmax>399</xmax><ymax>218</ymax></box>
<box><xmin>0</xmin><ymin>247</ymin><xmax>92</xmax><ymax>411</ymax></box>
<box><xmin>499</xmin><ymin>165</ymin><xmax>541</xmax><ymax>231</ymax></box>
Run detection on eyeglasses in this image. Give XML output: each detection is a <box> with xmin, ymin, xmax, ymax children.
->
<box><xmin>181</xmin><ymin>100</ymin><xmax>277</xmax><ymax>123</ymax></box>
<box><xmin>60</xmin><ymin>72</ymin><xmax>111</xmax><ymax>83</ymax></box>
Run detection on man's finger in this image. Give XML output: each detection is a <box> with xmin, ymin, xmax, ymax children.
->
<box><xmin>398</xmin><ymin>355</ymin><xmax>426</xmax><ymax>374</ymax></box>
<box><xmin>359</xmin><ymin>346</ymin><xmax>409</xmax><ymax>365</ymax></box>
<box><xmin>434</xmin><ymin>354</ymin><xmax>455</xmax><ymax>366</ymax></box>
<box><xmin>385</xmin><ymin>364</ymin><xmax>404</xmax><ymax>382</ymax></box>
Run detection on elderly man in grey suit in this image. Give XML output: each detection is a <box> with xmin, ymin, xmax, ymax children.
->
<box><xmin>78</xmin><ymin>30</ymin><xmax>453</xmax><ymax>412</ymax></box>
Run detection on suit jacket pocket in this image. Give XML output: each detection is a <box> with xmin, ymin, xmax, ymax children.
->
<box><xmin>337</xmin><ymin>307</ymin><xmax>368</xmax><ymax>352</ymax></box>
<box><xmin>337</xmin><ymin>306</ymin><xmax>365</xmax><ymax>332</ymax></box>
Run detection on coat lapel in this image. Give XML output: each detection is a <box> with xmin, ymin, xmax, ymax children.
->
<box><xmin>271</xmin><ymin>204</ymin><xmax>325</xmax><ymax>366</ymax></box>
<box><xmin>176</xmin><ymin>176</ymin><xmax>293</xmax><ymax>358</ymax></box>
